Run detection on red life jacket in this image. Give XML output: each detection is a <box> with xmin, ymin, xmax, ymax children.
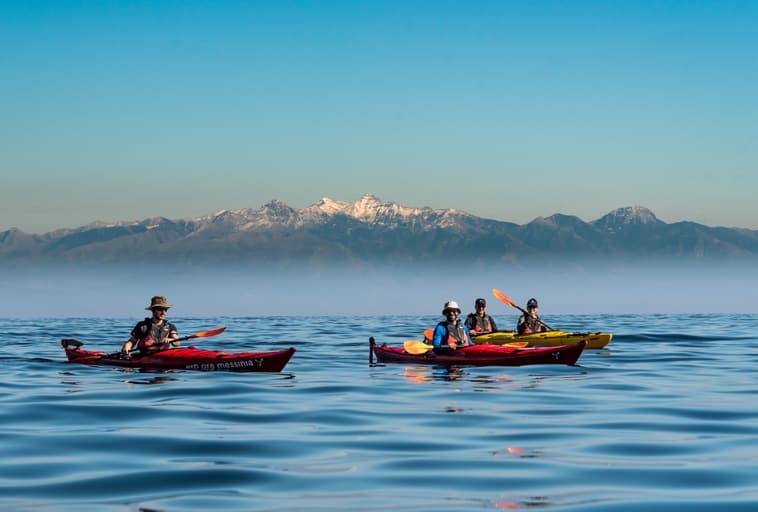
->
<box><xmin>136</xmin><ymin>335</ymin><xmax>158</xmax><ymax>353</ymax></box>
<box><xmin>469</xmin><ymin>314</ymin><xmax>492</xmax><ymax>333</ymax></box>
<box><xmin>442</xmin><ymin>321</ymin><xmax>470</xmax><ymax>347</ymax></box>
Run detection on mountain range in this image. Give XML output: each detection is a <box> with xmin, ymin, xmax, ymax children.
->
<box><xmin>2</xmin><ymin>194</ymin><xmax>757</xmax><ymax>268</ymax></box>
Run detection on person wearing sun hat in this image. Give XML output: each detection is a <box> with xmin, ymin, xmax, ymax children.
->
<box><xmin>120</xmin><ymin>296</ymin><xmax>180</xmax><ymax>357</ymax></box>
<box><xmin>516</xmin><ymin>297</ymin><xmax>549</xmax><ymax>335</ymax></box>
<box><xmin>431</xmin><ymin>300</ymin><xmax>474</xmax><ymax>352</ymax></box>
<box><xmin>464</xmin><ymin>297</ymin><xmax>498</xmax><ymax>336</ymax></box>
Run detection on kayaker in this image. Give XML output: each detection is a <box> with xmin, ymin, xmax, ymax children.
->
<box><xmin>120</xmin><ymin>295</ymin><xmax>180</xmax><ymax>357</ymax></box>
<box><xmin>431</xmin><ymin>301</ymin><xmax>474</xmax><ymax>352</ymax></box>
<box><xmin>464</xmin><ymin>297</ymin><xmax>498</xmax><ymax>336</ymax></box>
<box><xmin>516</xmin><ymin>298</ymin><xmax>550</xmax><ymax>334</ymax></box>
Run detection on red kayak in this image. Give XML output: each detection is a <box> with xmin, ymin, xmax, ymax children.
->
<box><xmin>61</xmin><ymin>339</ymin><xmax>295</xmax><ymax>373</ymax></box>
<box><xmin>369</xmin><ymin>337</ymin><xmax>585</xmax><ymax>367</ymax></box>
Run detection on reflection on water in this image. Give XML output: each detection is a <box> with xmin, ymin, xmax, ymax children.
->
<box><xmin>125</xmin><ymin>375</ymin><xmax>178</xmax><ymax>385</ymax></box>
<box><xmin>2</xmin><ymin>314</ymin><xmax>758</xmax><ymax>511</ymax></box>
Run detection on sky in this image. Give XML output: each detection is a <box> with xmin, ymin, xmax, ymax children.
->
<box><xmin>2</xmin><ymin>0</ymin><xmax>758</xmax><ymax>234</ymax></box>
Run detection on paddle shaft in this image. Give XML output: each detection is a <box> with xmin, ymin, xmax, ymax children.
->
<box><xmin>118</xmin><ymin>327</ymin><xmax>226</xmax><ymax>357</ymax></box>
<box><xmin>492</xmin><ymin>289</ymin><xmax>554</xmax><ymax>331</ymax></box>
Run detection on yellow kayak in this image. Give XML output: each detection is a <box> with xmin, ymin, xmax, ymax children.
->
<box><xmin>423</xmin><ymin>328</ymin><xmax>612</xmax><ymax>349</ymax></box>
<box><xmin>473</xmin><ymin>330</ymin><xmax>612</xmax><ymax>349</ymax></box>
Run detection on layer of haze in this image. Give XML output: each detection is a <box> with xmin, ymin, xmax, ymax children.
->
<box><xmin>1</xmin><ymin>263</ymin><xmax>755</xmax><ymax>318</ymax></box>
<box><xmin>2</xmin><ymin>1</ymin><xmax>758</xmax><ymax>233</ymax></box>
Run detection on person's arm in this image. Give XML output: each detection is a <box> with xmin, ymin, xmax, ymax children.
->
<box><xmin>121</xmin><ymin>335</ymin><xmax>136</xmax><ymax>355</ymax></box>
<box><xmin>516</xmin><ymin>315</ymin><xmax>527</xmax><ymax>335</ymax></box>
<box><xmin>432</xmin><ymin>325</ymin><xmax>446</xmax><ymax>348</ymax></box>
<box><xmin>489</xmin><ymin>315</ymin><xmax>497</xmax><ymax>332</ymax></box>
<box><xmin>168</xmin><ymin>323</ymin><xmax>180</xmax><ymax>347</ymax></box>
<box><xmin>463</xmin><ymin>325</ymin><xmax>474</xmax><ymax>346</ymax></box>
<box><xmin>122</xmin><ymin>322</ymin><xmax>141</xmax><ymax>354</ymax></box>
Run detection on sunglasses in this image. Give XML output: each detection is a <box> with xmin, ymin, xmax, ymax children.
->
<box><xmin>152</xmin><ymin>307</ymin><xmax>168</xmax><ymax>312</ymax></box>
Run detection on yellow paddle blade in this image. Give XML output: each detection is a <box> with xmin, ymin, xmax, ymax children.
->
<box><xmin>403</xmin><ymin>340</ymin><xmax>434</xmax><ymax>355</ymax></box>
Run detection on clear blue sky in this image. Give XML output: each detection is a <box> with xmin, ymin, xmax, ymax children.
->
<box><xmin>3</xmin><ymin>0</ymin><xmax>757</xmax><ymax>233</ymax></box>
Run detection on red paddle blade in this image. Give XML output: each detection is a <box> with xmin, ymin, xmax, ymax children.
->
<box><xmin>190</xmin><ymin>327</ymin><xmax>226</xmax><ymax>339</ymax></box>
<box><xmin>492</xmin><ymin>288</ymin><xmax>518</xmax><ymax>308</ymax></box>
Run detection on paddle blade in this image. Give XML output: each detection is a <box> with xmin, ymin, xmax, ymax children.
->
<box><xmin>423</xmin><ymin>328</ymin><xmax>434</xmax><ymax>342</ymax></box>
<box><xmin>404</xmin><ymin>340</ymin><xmax>434</xmax><ymax>355</ymax></box>
<box><xmin>186</xmin><ymin>327</ymin><xmax>226</xmax><ymax>340</ymax></box>
<box><xmin>492</xmin><ymin>288</ymin><xmax>518</xmax><ymax>309</ymax></box>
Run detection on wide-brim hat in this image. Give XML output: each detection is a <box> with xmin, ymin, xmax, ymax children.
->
<box><xmin>146</xmin><ymin>295</ymin><xmax>173</xmax><ymax>310</ymax></box>
<box><xmin>442</xmin><ymin>300</ymin><xmax>461</xmax><ymax>315</ymax></box>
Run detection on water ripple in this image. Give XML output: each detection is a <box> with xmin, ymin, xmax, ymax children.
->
<box><xmin>2</xmin><ymin>314</ymin><xmax>758</xmax><ymax>510</ymax></box>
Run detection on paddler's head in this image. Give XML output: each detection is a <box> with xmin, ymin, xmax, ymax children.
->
<box><xmin>442</xmin><ymin>300</ymin><xmax>461</xmax><ymax>320</ymax></box>
<box><xmin>147</xmin><ymin>295</ymin><xmax>173</xmax><ymax>319</ymax></box>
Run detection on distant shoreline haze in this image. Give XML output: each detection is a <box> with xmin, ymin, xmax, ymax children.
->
<box><xmin>1</xmin><ymin>261</ymin><xmax>756</xmax><ymax>317</ymax></box>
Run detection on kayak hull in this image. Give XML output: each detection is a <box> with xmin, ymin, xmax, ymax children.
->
<box><xmin>371</xmin><ymin>338</ymin><xmax>585</xmax><ymax>367</ymax></box>
<box><xmin>63</xmin><ymin>345</ymin><xmax>296</xmax><ymax>373</ymax></box>
<box><xmin>472</xmin><ymin>331</ymin><xmax>612</xmax><ymax>349</ymax></box>
<box><xmin>425</xmin><ymin>328</ymin><xmax>612</xmax><ymax>349</ymax></box>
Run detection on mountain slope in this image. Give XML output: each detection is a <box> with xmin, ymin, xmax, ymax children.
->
<box><xmin>1</xmin><ymin>194</ymin><xmax>757</xmax><ymax>267</ymax></box>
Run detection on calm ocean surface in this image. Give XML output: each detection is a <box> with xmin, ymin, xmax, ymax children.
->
<box><xmin>1</xmin><ymin>314</ymin><xmax>757</xmax><ymax>511</ymax></box>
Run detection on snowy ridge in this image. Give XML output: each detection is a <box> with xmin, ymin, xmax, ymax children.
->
<box><xmin>190</xmin><ymin>193</ymin><xmax>471</xmax><ymax>232</ymax></box>
<box><xmin>593</xmin><ymin>206</ymin><xmax>662</xmax><ymax>231</ymax></box>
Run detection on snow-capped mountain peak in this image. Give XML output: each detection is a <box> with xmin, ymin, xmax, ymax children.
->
<box><xmin>314</xmin><ymin>197</ymin><xmax>349</xmax><ymax>215</ymax></box>
<box><xmin>594</xmin><ymin>206</ymin><xmax>662</xmax><ymax>229</ymax></box>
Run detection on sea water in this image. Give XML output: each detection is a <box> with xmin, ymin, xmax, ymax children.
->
<box><xmin>1</xmin><ymin>314</ymin><xmax>757</xmax><ymax>511</ymax></box>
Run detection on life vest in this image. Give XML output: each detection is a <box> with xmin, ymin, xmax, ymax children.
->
<box><xmin>468</xmin><ymin>314</ymin><xmax>492</xmax><ymax>333</ymax></box>
<box><xmin>519</xmin><ymin>315</ymin><xmax>543</xmax><ymax>334</ymax></box>
<box><xmin>136</xmin><ymin>335</ymin><xmax>158</xmax><ymax>353</ymax></box>
<box><xmin>133</xmin><ymin>319</ymin><xmax>174</xmax><ymax>353</ymax></box>
<box><xmin>438</xmin><ymin>320</ymin><xmax>470</xmax><ymax>347</ymax></box>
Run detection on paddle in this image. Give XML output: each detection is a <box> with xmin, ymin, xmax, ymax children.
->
<box><xmin>119</xmin><ymin>326</ymin><xmax>227</xmax><ymax>357</ymax></box>
<box><xmin>62</xmin><ymin>326</ymin><xmax>227</xmax><ymax>357</ymax></box>
<box><xmin>405</xmin><ymin>336</ymin><xmax>528</xmax><ymax>354</ymax></box>
<box><xmin>404</xmin><ymin>340</ymin><xmax>434</xmax><ymax>355</ymax></box>
<box><xmin>175</xmin><ymin>326</ymin><xmax>227</xmax><ymax>342</ymax></box>
<box><xmin>491</xmin><ymin>289</ymin><xmax>554</xmax><ymax>331</ymax></box>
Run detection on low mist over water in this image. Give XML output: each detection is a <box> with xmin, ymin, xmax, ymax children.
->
<box><xmin>2</xmin><ymin>261</ymin><xmax>755</xmax><ymax>317</ymax></box>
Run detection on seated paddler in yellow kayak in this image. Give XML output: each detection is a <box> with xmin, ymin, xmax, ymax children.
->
<box><xmin>464</xmin><ymin>297</ymin><xmax>498</xmax><ymax>337</ymax></box>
